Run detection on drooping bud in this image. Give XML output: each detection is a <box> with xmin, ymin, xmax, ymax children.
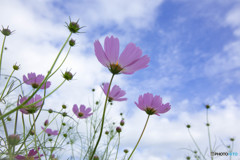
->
<box><xmin>44</xmin><ymin>120</ymin><xmax>49</xmax><ymax>126</ymax></box>
<box><xmin>8</xmin><ymin>134</ymin><xmax>20</xmax><ymax>146</ymax></box>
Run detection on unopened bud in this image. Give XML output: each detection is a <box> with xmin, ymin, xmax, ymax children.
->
<box><xmin>8</xmin><ymin>134</ymin><xmax>20</xmax><ymax>146</ymax></box>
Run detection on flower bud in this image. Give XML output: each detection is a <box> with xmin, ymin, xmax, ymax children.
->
<box><xmin>69</xmin><ymin>39</ymin><xmax>75</xmax><ymax>46</ymax></box>
<box><xmin>1</xmin><ymin>26</ymin><xmax>13</xmax><ymax>36</ymax></box>
<box><xmin>62</xmin><ymin>71</ymin><xmax>74</xmax><ymax>81</ymax></box>
<box><xmin>93</xmin><ymin>156</ymin><xmax>99</xmax><ymax>160</ymax></box>
<box><xmin>120</xmin><ymin>119</ymin><xmax>125</xmax><ymax>126</ymax></box>
<box><xmin>49</xmin><ymin>138</ymin><xmax>53</xmax><ymax>142</ymax></box>
<box><xmin>124</xmin><ymin>149</ymin><xmax>129</xmax><ymax>153</ymax></box>
<box><xmin>92</xmin><ymin>88</ymin><xmax>95</xmax><ymax>92</ymax></box>
<box><xmin>116</xmin><ymin>126</ymin><xmax>122</xmax><ymax>133</ymax></box>
<box><xmin>62</xmin><ymin>112</ymin><xmax>67</xmax><ymax>117</ymax></box>
<box><xmin>105</xmin><ymin>131</ymin><xmax>109</xmax><ymax>135</ymax></box>
<box><xmin>230</xmin><ymin>138</ymin><xmax>235</xmax><ymax>141</ymax></box>
<box><xmin>206</xmin><ymin>104</ymin><xmax>210</xmax><ymax>109</ymax></box>
<box><xmin>8</xmin><ymin>134</ymin><xmax>20</xmax><ymax>146</ymax></box>
<box><xmin>63</xmin><ymin>133</ymin><xmax>67</xmax><ymax>138</ymax></box>
<box><xmin>48</xmin><ymin>109</ymin><xmax>53</xmax><ymax>113</ymax></box>
<box><xmin>62</xmin><ymin>122</ymin><xmax>66</xmax><ymax>126</ymax></box>
<box><xmin>13</xmin><ymin>64</ymin><xmax>20</xmax><ymax>70</ymax></box>
<box><xmin>44</xmin><ymin>120</ymin><xmax>49</xmax><ymax>126</ymax></box>
<box><xmin>7</xmin><ymin>117</ymin><xmax>11</xmax><ymax>121</ymax></box>
<box><xmin>186</xmin><ymin>124</ymin><xmax>191</xmax><ymax>128</ymax></box>
<box><xmin>62</xmin><ymin>104</ymin><xmax>67</xmax><ymax>109</ymax></box>
<box><xmin>66</xmin><ymin>18</ymin><xmax>84</xmax><ymax>33</ymax></box>
<box><xmin>30</xmin><ymin>130</ymin><xmax>35</xmax><ymax>136</ymax></box>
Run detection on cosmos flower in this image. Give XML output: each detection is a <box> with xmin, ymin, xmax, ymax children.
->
<box><xmin>15</xmin><ymin>148</ymin><xmax>43</xmax><ymax>160</ymax></box>
<box><xmin>72</xmin><ymin>104</ymin><xmax>93</xmax><ymax>119</ymax></box>
<box><xmin>94</xmin><ymin>36</ymin><xmax>150</xmax><ymax>75</ymax></box>
<box><xmin>19</xmin><ymin>94</ymin><xmax>43</xmax><ymax>114</ymax></box>
<box><xmin>23</xmin><ymin>72</ymin><xmax>51</xmax><ymax>89</ymax></box>
<box><xmin>135</xmin><ymin>93</ymin><xmax>171</xmax><ymax>116</ymax></box>
<box><xmin>41</xmin><ymin>126</ymin><xmax>59</xmax><ymax>136</ymax></box>
<box><xmin>101</xmin><ymin>83</ymin><xmax>127</xmax><ymax>102</ymax></box>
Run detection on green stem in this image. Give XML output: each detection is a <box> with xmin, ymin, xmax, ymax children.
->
<box><xmin>206</xmin><ymin>109</ymin><xmax>213</xmax><ymax>160</ymax></box>
<box><xmin>0</xmin><ymin>35</ymin><xmax>6</xmax><ymax>77</ymax></box>
<box><xmin>89</xmin><ymin>74</ymin><xmax>115</xmax><ymax>160</ymax></box>
<box><xmin>0</xmin><ymin>110</ymin><xmax>11</xmax><ymax>159</ymax></box>
<box><xmin>128</xmin><ymin>115</ymin><xmax>150</xmax><ymax>160</ymax></box>
<box><xmin>21</xmin><ymin>113</ymin><xmax>28</xmax><ymax>155</ymax></box>
<box><xmin>0</xmin><ymin>69</ymin><xmax>15</xmax><ymax>101</ymax></box>
<box><xmin>12</xmin><ymin>110</ymin><xmax>18</xmax><ymax>154</ymax></box>
<box><xmin>32</xmin><ymin>114</ymin><xmax>41</xmax><ymax>158</ymax></box>
<box><xmin>115</xmin><ymin>133</ymin><xmax>121</xmax><ymax>160</ymax></box>
<box><xmin>48</xmin><ymin>46</ymin><xmax>72</xmax><ymax>80</ymax></box>
<box><xmin>188</xmin><ymin>128</ymin><xmax>207</xmax><ymax>160</ymax></box>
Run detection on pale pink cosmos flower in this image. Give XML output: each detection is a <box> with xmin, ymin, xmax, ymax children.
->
<box><xmin>15</xmin><ymin>148</ymin><xmax>43</xmax><ymax>160</ymax></box>
<box><xmin>101</xmin><ymin>83</ymin><xmax>127</xmax><ymax>102</ymax></box>
<box><xmin>23</xmin><ymin>72</ymin><xmax>51</xmax><ymax>89</ymax></box>
<box><xmin>41</xmin><ymin>126</ymin><xmax>59</xmax><ymax>136</ymax></box>
<box><xmin>94</xmin><ymin>36</ymin><xmax>150</xmax><ymax>75</ymax></box>
<box><xmin>135</xmin><ymin>93</ymin><xmax>171</xmax><ymax>116</ymax></box>
<box><xmin>73</xmin><ymin>104</ymin><xmax>93</xmax><ymax>119</ymax></box>
<box><xmin>19</xmin><ymin>94</ymin><xmax>43</xmax><ymax>114</ymax></box>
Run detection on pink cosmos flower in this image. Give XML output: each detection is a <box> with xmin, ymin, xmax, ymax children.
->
<box><xmin>94</xmin><ymin>36</ymin><xmax>150</xmax><ymax>75</ymax></box>
<box><xmin>135</xmin><ymin>93</ymin><xmax>171</xmax><ymax>116</ymax></box>
<box><xmin>73</xmin><ymin>104</ymin><xmax>93</xmax><ymax>119</ymax></box>
<box><xmin>19</xmin><ymin>94</ymin><xmax>43</xmax><ymax>114</ymax></box>
<box><xmin>41</xmin><ymin>126</ymin><xmax>59</xmax><ymax>136</ymax></box>
<box><xmin>101</xmin><ymin>83</ymin><xmax>127</xmax><ymax>102</ymax></box>
<box><xmin>23</xmin><ymin>72</ymin><xmax>51</xmax><ymax>89</ymax></box>
<box><xmin>15</xmin><ymin>148</ymin><xmax>43</xmax><ymax>160</ymax></box>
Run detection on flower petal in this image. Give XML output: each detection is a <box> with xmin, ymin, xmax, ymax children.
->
<box><xmin>118</xmin><ymin>43</ymin><xmax>142</xmax><ymax>67</ymax></box>
<box><xmin>121</xmin><ymin>55</ymin><xmax>150</xmax><ymax>74</ymax></box>
<box><xmin>94</xmin><ymin>40</ymin><xmax>110</xmax><ymax>67</ymax></box>
<box><xmin>104</xmin><ymin>36</ymin><xmax>119</xmax><ymax>64</ymax></box>
<box><xmin>72</xmin><ymin>104</ymin><xmax>79</xmax><ymax>115</ymax></box>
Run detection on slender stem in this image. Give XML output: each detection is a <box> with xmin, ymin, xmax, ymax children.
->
<box><xmin>12</xmin><ymin>110</ymin><xmax>18</xmax><ymax>154</ymax></box>
<box><xmin>32</xmin><ymin>114</ymin><xmax>41</xmax><ymax>158</ymax></box>
<box><xmin>115</xmin><ymin>133</ymin><xmax>121</xmax><ymax>160</ymax></box>
<box><xmin>206</xmin><ymin>109</ymin><xmax>213</xmax><ymax>160</ymax></box>
<box><xmin>188</xmin><ymin>128</ymin><xmax>207</xmax><ymax>160</ymax></box>
<box><xmin>48</xmin><ymin>46</ymin><xmax>72</xmax><ymax>80</ymax></box>
<box><xmin>0</xmin><ymin>110</ymin><xmax>11</xmax><ymax>158</ymax></box>
<box><xmin>0</xmin><ymin>69</ymin><xmax>15</xmax><ymax>100</ymax></box>
<box><xmin>0</xmin><ymin>35</ymin><xmax>6</xmax><ymax>77</ymax></box>
<box><xmin>89</xmin><ymin>74</ymin><xmax>115</xmax><ymax>160</ymax></box>
<box><xmin>21</xmin><ymin>113</ymin><xmax>28</xmax><ymax>155</ymax></box>
<box><xmin>128</xmin><ymin>115</ymin><xmax>150</xmax><ymax>160</ymax></box>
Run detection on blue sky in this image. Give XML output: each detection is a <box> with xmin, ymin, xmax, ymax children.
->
<box><xmin>1</xmin><ymin>0</ymin><xmax>240</xmax><ymax>159</ymax></box>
